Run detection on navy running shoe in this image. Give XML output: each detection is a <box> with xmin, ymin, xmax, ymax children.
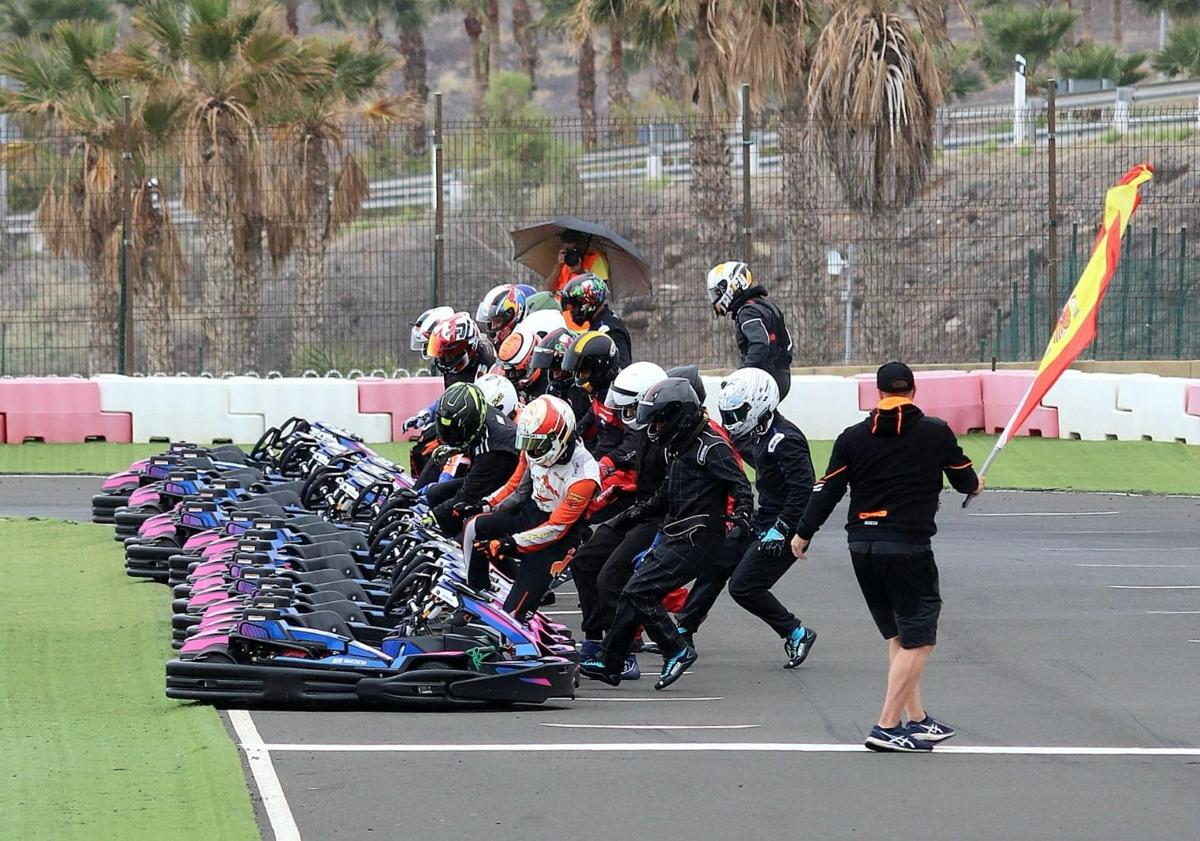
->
<box><xmin>578</xmin><ymin>640</ymin><xmax>603</xmax><ymax>660</ymax></box>
<box><xmin>654</xmin><ymin>645</ymin><xmax>697</xmax><ymax>691</ymax></box>
<box><xmin>907</xmin><ymin>715</ymin><xmax>956</xmax><ymax>743</ymax></box>
<box><xmin>864</xmin><ymin>724</ymin><xmax>932</xmax><ymax>753</ymax></box>
<box><xmin>579</xmin><ymin>659</ymin><xmax>621</xmax><ymax>686</ymax></box>
<box><xmin>622</xmin><ymin>655</ymin><xmax>641</xmax><ymax>680</ymax></box>
<box><xmin>783</xmin><ymin>626</ymin><xmax>817</xmax><ymax>669</ymax></box>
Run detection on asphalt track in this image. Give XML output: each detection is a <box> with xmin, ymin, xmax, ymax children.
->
<box><xmin>6</xmin><ymin>480</ymin><xmax>1200</xmax><ymax>840</ymax></box>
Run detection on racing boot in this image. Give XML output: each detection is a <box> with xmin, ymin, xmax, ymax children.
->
<box><xmin>621</xmin><ymin>654</ymin><xmax>641</xmax><ymax>680</ymax></box>
<box><xmin>784</xmin><ymin>626</ymin><xmax>817</xmax><ymax>669</ymax></box>
<box><xmin>654</xmin><ymin>645</ymin><xmax>698</xmax><ymax>691</ymax></box>
<box><xmin>579</xmin><ymin>658</ymin><xmax>621</xmax><ymax>687</ymax></box>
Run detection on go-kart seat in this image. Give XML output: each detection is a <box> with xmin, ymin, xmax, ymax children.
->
<box><xmin>210</xmin><ymin>445</ymin><xmax>250</xmax><ymax>464</ymax></box>
<box><xmin>292</xmin><ymin>610</ymin><xmax>352</xmax><ymax>639</ymax></box>
<box><xmin>234</xmin><ymin>500</ymin><xmax>287</xmax><ymax>517</ymax></box>
<box><xmin>295</xmin><ymin>578</ymin><xmax>374</xmax><ymax>604</ymax></box>
<box><xmin>296</xmin><ymin>599</ymin><xmax>370</xmax><ymax>626</ymax></box>
<box><xmin>291</xmin><ymin>554</ymin><xmax>365</xmax><ymax>579</ymax></box>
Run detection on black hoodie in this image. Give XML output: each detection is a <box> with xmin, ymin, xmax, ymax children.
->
<box><xmin>731</xmin><ymin>286</ymin><xmax>793</xmax><ymax>397</ymax></box>
<box><xmin>795</xmin><ymin>398</ymin><xmax>979</xmax><ymax>544</ymax></box>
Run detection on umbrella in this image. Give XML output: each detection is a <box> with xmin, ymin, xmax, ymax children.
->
<box><xmin>510</xmin><ymin>216</ymin><xmax>652</xmax><ymax>298</ymax></box>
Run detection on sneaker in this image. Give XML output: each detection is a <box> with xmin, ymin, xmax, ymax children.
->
<box><xmin>907</xmin><ymin>715</ymin><xmax>956</xmax><ymax>744</ymax></box>
<box><xmin>654</xmin><ymin>645</ymin><xmax>698</xmax><ymax>691</ymax></box>
<box><xmin>864</xmin><ymin>724</ymin><xmax>933</xmax><ymax>753</ymax></box>
<box><xmin>783</xmin><ymin>626</ymin><xmax>817</xmax><ymax>669</ymax></box>
<box><xmin>578</xmin><ymin>659</ymin><xmax>621</xmax><ymax>687</ymax></box>
<box><xmin>621</xmin><ymin>654</ymin><xmax>641</xmax><ymax>680</ymax></box>
<box><xmin>578</xmin><ymin>640</ymin><xmax>602</xmax><ymax>660</ymax></box>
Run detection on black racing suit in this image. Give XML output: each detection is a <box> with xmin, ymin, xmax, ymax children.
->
<box><xmin>573</xmin><ymin>429</ymin><xmax>666</xmax><ymax>640</ymax></box>
<box><xmin>588</xmin><ymin>306</ymin><xmax>632</xmax><ymax>368</ymax></box>
<box><xmin>599</xmin><ymin>426</ymin><xmax>754</xmax><ymax>671</ymax></box>
<box><xmin>731</xmin><ymin>287</ymin><xmax>793</xmax><ymax>398</ymax></box>
<box><xmin>678</xmin><ymin>413</ymin><xmax>815</xmax><ymax>637</ymax></box>
<box><xmin>425</xmin><ymin>406</ymin><xmax>519</xmax><ymax>533</ymax></box>
<box><xmin>412</xmin><ymin>342</ymin><xmax>498</xmax><ymax>478</ymax></box>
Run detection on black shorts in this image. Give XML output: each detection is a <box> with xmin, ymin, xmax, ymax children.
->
<box><xmin>849</xmin><ymin>541</ymin><xmax>941</xmax><ymax>649</ymax></box>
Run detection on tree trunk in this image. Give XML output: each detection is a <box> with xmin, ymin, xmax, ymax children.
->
<box><xmin>512</xmin><ymin>0</ymin><xmax>537</xmax><ymax>90</ymax></box>
<box><xmin>400</xmin><ymin>21</ymin><xmax>430</xmax><ymax>154</ymax></box>
<box><xmin>236</xmin><ymin>212</ymin><xmax>263</xmax><ymax>372</ymax></box>
<box><xmin>1111</xmin><ymin>0</ymin><xmax>1122</xmax><ymax>47</ymax></box>
<box><xmin>465</xmin><ymin>13</ymin><xmax>486</xmax><ymax>115</ymax></box>
<box><xmin>289</xmin><ymin>141</ymin><xmax>331</xmax><ymax>372</ymax></box>
<box><xmin>284</xmin><ymin>0</ymin><xmax>300</xmax><ymax>36</ymax></box>
<box><xmin>653</xmin><ymin>39</ymin><xmax>685</xmax><ymax>101</ymax></box>
<box><xmin>485</xmin><ymin>0</ymin><xmax>501</xmax><ymax>83</ymax></box>
<box><xmin>578</xmin><ymin>36</ymin><xmax>598</xmax><ymax>149</ymax></box>
<box><xmin>87</xmin><ymin>246</ymin><xmax>119</xmax><ymax>373</ymax></box>
<box><xmin>690</xmin><ymin>0</ymin><xmax>733</xmax><ymax>264</ymax></box>
<box><xmin>1080</xmin><ymin>0</ymin><xmax>1094</xmax><ymax>40</ymax></box>
<box><xmin>136</xmin><ymin>191</ymin><xmax>175</xmax><ymax>373</ymax></box>
<box><xmin>607</xmin><ymin>24</ymin><xmax>629</xmax><ymax>114</ymax></box>
<box><xmin>200</xmin><ymin>154</ymin><xmax>238</xmax><ymax>373</ymax></box>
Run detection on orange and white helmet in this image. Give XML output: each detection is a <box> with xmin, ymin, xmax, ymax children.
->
<box><xmin>515</xmin><ymin>394</ymin><xmax>576</xmax><ymax>466</ymax></box>
<box><xmin>426</xmin><ymin>312</ymin><xmax>481</xmax><ymax>374</ymax></box>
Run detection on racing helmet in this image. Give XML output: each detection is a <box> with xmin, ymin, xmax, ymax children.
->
<box><xmin>496</xmin><ymin>328</ymin><xmax>541</xmax><ymax>391</ymax></box>
<box><xmin>530</xmin><ymin>326</ymin><xmax>578</xmax><ymax>383</ymax></box>
<box><xmin>666</xmin><ymin>364</ymin><xmax>707</xmax><ymax>403</ymax></box>
<box><xmin>475</xmin><ymin>373</ymin><xmax>519</xmax><ymax>419</ymax></box>
<box><xmin>562</xmin><ymin>330</ymin><xmax>620</xmax><ymax>395</ymax></box>
<box><xmin>434</xmin><ymin>382</ymin><xmax>488</xmax><ymax>448</ymax></box>
<box><xmin>486</xmin><ymin>285</ymin><xmax>529</xmax><ymax>344</ymax></box>
<box><xmin>706</xmin><ymin>261</ymin><xmax>752</xmax><ymax>317</ymax></box>
<box><xmin>636</xmin><ymin>377</ymin><xmax>706</xmax><ymax>450</ymax></box>
<box><xmin>515</xmin><ymin>394</ymin><xmax>576</xmax><ymax>466</ymax></box>
<box><xmin>410</xmin><ymin>306</ymin><xmax>453</xmax><ymax>355</ymax></box>
<box><xmin>426</xmin><ymin>312</ymin><xmax>481</xmax><ymax>374</ymax></box>
<box><xmin>718</xmin><ymin>367</ymin><xmax>780</xmax><ymax>437</ymax></box>
<box><xmin>561</xmin><ymin>272</ymin><xmax>609</xmax><ymax>324</ymax></box>
<box><xmin>605</xmin><ymin>361</ymin><xmax>667</xmax><ymax>429</ymax></box>
<box><xmin>476</xmin><ymin>284</ymin><xmax>513</xmax><ymax>325</ymax></box>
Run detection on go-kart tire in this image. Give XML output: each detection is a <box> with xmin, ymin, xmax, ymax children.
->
<box><xmin>165</xmin><ymin>659</ymin><xmax>364</xmax><ymax>705</ymax></box>
<box><xmin>91</xmin><ymin>493</ymin><xmax>129</xmax><ymax>511</ymax></box>
<box><xmin>126</xmin><ymin>543</ymin><xmax>179</xmax><ymax>564</ymax></box>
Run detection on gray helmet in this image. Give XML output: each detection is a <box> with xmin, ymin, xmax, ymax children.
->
<box><xmin>636</xmin><ymin>377</ymin><xmax>705</xmax><ymax>450</ymax></box>
<box><xmin>666</xmin><ymin>364</ymin><xmax>706</xmax><ymax>403</ymax></box>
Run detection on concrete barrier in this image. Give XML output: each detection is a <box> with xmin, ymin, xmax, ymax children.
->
<box><xmin>1042</xmin><ymin>371</ymin><xmax>1136</xmax><ymax>441</ymax></box>
<box><xmin>0</xmin><ymin>377</ymin><xmax>131</xmax><ymax>443</ymax></box>
<box><xmin>226</xmin><ymin>377</ymin><xmax>392</xmax><ymax>442</ymax></box>
<box><xmin>94</xmin><ymin>375</ymin><xmax>264</xmax><ymax>444</ymax></box>
<box><xmin>978</xmin><ymin>371</ymin><xmax>1061</xmax><ymax>438</ymax></box>
<box><xmin>855</xmin><ymin>370</ymin><xmax>984</xmax><ymax>435</ymax></box>
<box><xmin>357</xmin><ymin>377</ymin><xmax>446</xmax><ymax>442</ymax></box>
<box><xmin>1115</xmin><ymin>375</ymin><xmax>1200</xmax><ymax>444</ymax></box>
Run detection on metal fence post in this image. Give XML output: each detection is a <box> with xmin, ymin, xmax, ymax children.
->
<box><xmin>1047</xmin><ymin>81</ymin><xmax>1059</xmax><ymax>335</ymax></box>
<box><xmin>1146</xmin><ymin>225</ymin><xmax>1158</xmax><ymax>357</ymax></box>
<box><xmin>117</xmin><ymin>94</ymin><xmax>132</xmax><ymax>374</ymax></box>
<box><xmin>740</xmin><ymin>83</ymin><xmax>752</xmax><ymax>263</ymax></box>
<box><xmin>432</xmin><ymin>92</ymin><xmax>444</xmax><ymax>308</ymax></box>
<box><xmin>1174</xmin><ymin>225</ymin><xmax>1187</xmax><ymax>357</ymax></box>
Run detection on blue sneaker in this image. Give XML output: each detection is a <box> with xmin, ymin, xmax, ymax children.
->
<box><xmin>864</xmin><ymin>724</ymin><xmax>932</xmax><ymax>753</ymax></box>
<box><xmin>654</xmin><ymin>645</ymin><xmax>697</xmax><ymax>691</ymax></box>
<box><xmin>784</xmin><ymin>626</ymin><xmax>817</xmax><ymax>669</ymax></box>
<box><xmin>907</xmin><ymin>715</ymin><xmax>956</xmax><ymax>744</ymax></box>
<box><xmin>622</xmin><ymin>654</ymin><xmax>641</xmax><ymax>680</ymax></box>
<box><xmin>579</xmin><ymin>658</ymin><xmax>621</xmax><ymax>687</ymax></box>
<box><xmin>579</xmin><ymin>640</ymin><xmax>602</xmax><ymax>660</ymax></box>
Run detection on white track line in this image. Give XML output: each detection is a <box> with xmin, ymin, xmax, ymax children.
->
<box><xmin>228</xmin><ymin>710</ymin><xmax>302</xmax><ymax>841</ymax></box>
<box><xmin>1109</xmin><ymin>585</ymin><xmax>1200</xmax><ymax>590</ymax></box>
<box><xmin>539</xmin><ymin>723</ymin><xmax>759</xmax><ymax>731</ymax></box>
<box><xmin>571</xmin><ymin>696</ymin><xmax>723</xmax><ymax>703</ymax></box>
<box><xmin>1047</xmin><ymin>547</ymin><xmax>1200</xmax><ymax>552</ymax></box>
<box><xmin>1077</xmin><ymin>564</ymin><xmax>1197</xmax><ymax>568</ymax></box>
<box><xmin>1147</xmin><ymin>610</ymin><xmax>1200</xmax><ymax>614</ymax></box>
<box><xmin>967</xmin><ymin>511</ymin><xmax>1119</xmax><ymax>517</ymax></box>
<box><xmin>1189</xmin><ymin>640</ymin><xmax>1200</xmax><ymax>644</ymax></box>
<box><xmin>258</xmin><ymin>741</ymin><xmax>1200</xmax><ymax>757</ymax></box>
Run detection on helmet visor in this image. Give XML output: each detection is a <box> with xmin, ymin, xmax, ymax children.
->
<box><xmin>719</xmin><ymin>402</ymin><xmax>751</xmax><ymax>430</ymax></box>
<box><xmin>516</xmin><ymin>430</ymin><xmax>555</xmax><ymax>459</ymax></box>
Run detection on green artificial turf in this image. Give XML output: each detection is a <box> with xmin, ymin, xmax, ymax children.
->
<box><xmin>0</xmin><ymin>437</ymin><xmax>1196</xmax><ymax>494</ymax></box>
<box><xmin>0</xmin><ymin>518</ymin><xmax>259</xmax><ymax>841</ymax></box>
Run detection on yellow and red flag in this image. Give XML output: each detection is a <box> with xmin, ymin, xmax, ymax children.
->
<box><xmin>971</xmin><ymin>163</ymin><xmax>1154</xmax><ymax>492</ymax></box>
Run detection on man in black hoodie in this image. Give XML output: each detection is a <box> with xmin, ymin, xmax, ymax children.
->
<box><xmin>705</xmin><ymin>261</ymin><xmax>794</xmax><ymax>398</ymax></box>
<box><xmin>793</xmin><ymin>361</ymin><xmax>984</xmax><ymax>753</ymax></box>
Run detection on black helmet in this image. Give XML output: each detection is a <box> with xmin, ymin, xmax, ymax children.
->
<box><xmin>666</xmin><ymin>364</ymin><xmax>706</xmax><ymax>403</ymax></box>
<box><xmin>563</xmin><ymin>330</ymin><xmax>619</xmax><ymax>395</ymax></box>
<box><xmin>636</xmin><ymin>377</ymin><xmax>705</xmax><ymax>450</ymax></box>
<box><xmin>530</xmin><ymin>326</ymin><xmax>578</xmax><ymax>384</ymax></box>
<box><xmin>433</xmin><ymin>382</ymin><xmax>488</xmax><ymax>448</ymax></box>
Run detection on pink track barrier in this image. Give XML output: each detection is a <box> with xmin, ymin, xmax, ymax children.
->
<box><xmin>357</xmin><ymin>377</ymin><xmax>446</xmax><ymax>442</ymax></box>
<box><xmin>855</xmin><ymin>370</ymin><xmax>985</xmax><ymax>435</ymax></box>
<box><xmin>1186</xmin><ymin>383</ymin><xmax>1200</xmax><ymax>418</ymax></box>
<box><xmin>979</xmin><ymin>370</ymin><xmax>1061</xmax><ymax>438</ymax></box>
<box><xmin>0</xmin><ymin>377</ymin><xmax>131</xmax><ymax>443</ymax></box>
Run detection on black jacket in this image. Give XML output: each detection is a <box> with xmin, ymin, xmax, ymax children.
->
<box><xmin>648</xmin><ymin>427</ymin><xmax>754</xmax><ymax>531</ymax></box>
<box><xmin>579</xmin><ymin>396</ymin><xmax>638</xmax><ymax>466</ymax></box>
<box><xmin>589</xmin><ymin>307</ymin><xmax>632</xmax><ymax>368</ymax></box>
<box><xmin>732</xmin><ymin>287</ymin><xmax>793</xmax><ymax>395</ymax></box>
<box><xmin>443</xmin><ymin>341</ymin><xmax>496</xmax><ymax>389</ymax></box>
<box><xmin>430</xmin><ymin>406</ymin><xmax>519</xmax><ymax>523</ymax></box>
<box><xmin>795</xmin><ymin>399</ymin><xmax>979</xmax><ymax>544</ymax></box>
<box><xmin>739</xmin><ymin>413</ymin><xmax>813</xmax><ymax>533</ymax></box>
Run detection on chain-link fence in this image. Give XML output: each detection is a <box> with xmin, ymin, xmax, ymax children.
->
<box><xmin>1</xmin><ymin>99</ymin><xmax>1198</xmax><ymax>376</ymax></box>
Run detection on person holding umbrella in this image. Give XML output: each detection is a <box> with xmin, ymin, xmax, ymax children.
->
<box><xmin>550</xmin><ymin>229</ymin><xmax>609</xmax><ymax>294</ymax></box>
<box><xmin>510</xmin><ymin>217</ymin><xmax>652</xmax><ymax>302</ymax></box>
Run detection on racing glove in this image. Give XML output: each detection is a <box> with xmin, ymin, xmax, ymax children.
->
<box><xmin>401</xmin><ymin>409</ymin><xmax>432</xmax><ymax>432</ymax></box>
<box><xmin>476</xmin><ymin>535</ymin><xmax>517</xmax><ymax>559</ymax></box>
<box><xmin>757</xmin><ymin>520</ymin><xmax>788</xmax><ymax>556</ymax></box>
<box><xmin>597</xmin><ymin>456</ymin><xmax>616</xmax><ymax>478</ymax></box>
<box><xmin>453</xmin><ymin>501</ymin><xmax>487</xmax><ymax>520</ymax></box>
<box><xmin>726</xmin><ymin>511</ymin><xmax>753</xmax><ymax>543</ymax></box>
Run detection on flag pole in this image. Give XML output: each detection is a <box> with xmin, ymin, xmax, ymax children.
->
<box><xmin>961</xmin><ymin>376</ymin><xmax>1037</xmax><ymax>509</ymax></box>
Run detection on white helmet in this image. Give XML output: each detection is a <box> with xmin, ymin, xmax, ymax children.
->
<box><xmin>516</xmin><ymin>394</ymin><xmax>576</xmax><ymax>466</ymax></box>
<box><xmin>410</xmin><ymin>306</ymin><xmax>453</xmax><ymax>354</ymax></box>
<box><xmin>475</xmin><ymin>373</ymin><xmax>518</xmax><ymax>418</ymax></box>
<box><xmin>605</xmin><ymin>361</ymin><xmax>667</xmax><ymax>429</ymax></box>
<box><xmin>706</xmin><ymin>261</ymin><xmax>752</xmax><ymax>317</ymax></box>
<box><xmin>518</xmin><ymin>307</ymin><xmax>566</xmax><ymax>339</ymax></box>
<box><xmin>718</xmin><ymin>367</ymin><xmax>779</xmax><ymax>437</ymax></box>
<box><xmin>476</xmin><ymin>284</ymin><xmax>513</xmax><ymax>324</ymax></box>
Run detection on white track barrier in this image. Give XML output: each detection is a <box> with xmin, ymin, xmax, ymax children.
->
<box><xmin>94</xmin><ymin>375</ymin><xmax>265</xmax><ymax>444</ymax></box>
<box><xmin>225</xmin><ymin>377</ymin><xmax>392</xmax><ymax>443</ymax></box>
<box><xmin>1042</xmin><ymin>371</ymin><xmax>1137</xmax><ymax>441</ymax></box>
<box><xmin>1115</xmin><ymin>375</ymin><xmax>1200</xmax><ymax>444</ymax></box>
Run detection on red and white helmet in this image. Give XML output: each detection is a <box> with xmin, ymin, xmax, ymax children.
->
<box><xmin>410</xmin><ymin>306</ymin><xmax>453</xmax><ymax>356</ymax></box>
<box><xmin>516</xmin><ymin>394</ymin><xmax>576</xmax><ymax>466</ymax></box>
<box><xmin>426</xmin><ymin>312</ymin><xmax>481</xmax><ymax>374</ymax></box>
<box><xmin>496</xmin><ymin>328</ymin><xmax>541</xmax><ymax>390</ymax></box>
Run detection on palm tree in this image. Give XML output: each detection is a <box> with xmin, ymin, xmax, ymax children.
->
<box><xmin>579</xmin><ymin>0</ymin><xmax>632</xmax><ymax>114</ymax></box>
<box><xmin>1112</xmin><ymin>0</ymin><xmax>1123</xmax><ymax>46</ymax></box>
<box><xmin>512</xmin><ymin>0</ymin><xmax>538</xmax><ymax>88</ymax></box>
<box><xmin>284</xmin><ymin>0</ymin><xmax>300</xmax><ymax>34</ymax></box>
<box><xmin>1155</xmin><ymin>17</ymin><xmax>1200</xmax><ymax>77</ymax></box>
<box><xmin>107</xmin><ymin>0</ymin><xmax>311</xmax><ymax>373</ymax></box>
<box><xmin>542</xmin><ymin>0</ymin><xmax>597</xmax><ymax>145</ymax></box>
<box><xmin>978</xmin><ymin>3</ymin><xmax>1076</xmax><ymax>87</ymax></box>
<box><xmin>0</xmin><ymin>0</ymin><xmax>112</xmax><ymax>38</ymax></box>
<box><xmin>485</xmin><ymin>0</ymin><xmax>501</xmax><ymax>80</ymax></box>
<box><xmin>263</xmin><ymin>37</ymin><xmax>415</xmax><ymax>368</ymax></box>
<box><xmin>0</xmin><ymin>20</ymin><xmax>185</xmax><ymax>373</ymax></box>
<box><xmin>1055</xmin><ymin>41</ymin><xmax>1149</xmax><ymax>85</ymax></box>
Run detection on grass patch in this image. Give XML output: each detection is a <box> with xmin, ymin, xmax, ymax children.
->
<box><xmin>0</xmin><ymin>518</ymin><xmax>258</xmax><ymax>841</ymax></box>
<box><xmin>0</xmin><ymin>437</ymin><xmax>1196</xmax><ymax>494</ymax></box>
